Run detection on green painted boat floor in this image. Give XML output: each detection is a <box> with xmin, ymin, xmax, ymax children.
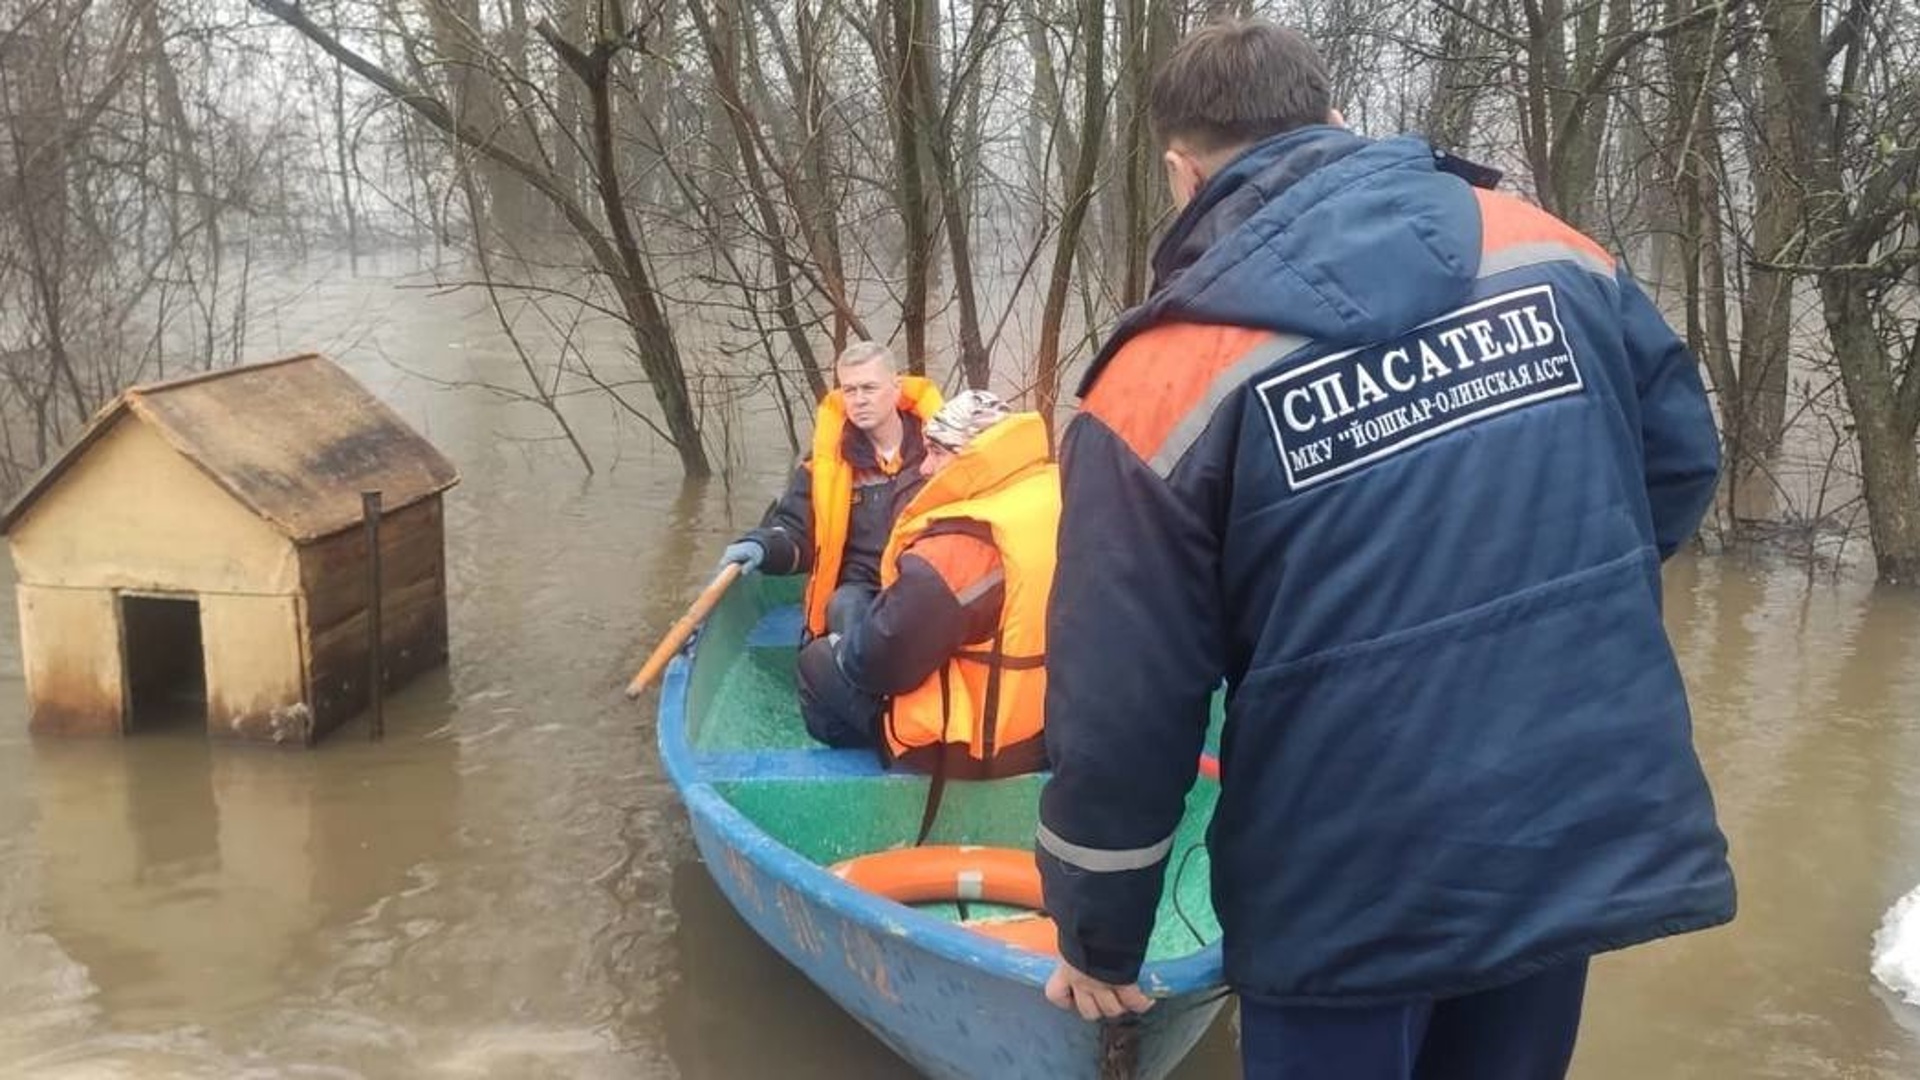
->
<box><xmin>702</xmin><ymin>647</ymin><xmax>813</xmax><ymax>749</ymax></box>
<box><xmin>687</xmin><ymin>574</ymin><xmax>1222</xmax><ymax>959</ymax></box>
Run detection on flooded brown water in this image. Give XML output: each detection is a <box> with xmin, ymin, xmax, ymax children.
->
<box><xmin>1</xmin><ymin>258</ymin><xmax>1918</xmax><ymax>1078</ymax></box>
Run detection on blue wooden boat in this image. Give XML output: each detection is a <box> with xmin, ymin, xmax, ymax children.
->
<box><xmin>656</xmin><ymin>573</ymin><xmax>1229</xmax><ymax>1079</ymax></box>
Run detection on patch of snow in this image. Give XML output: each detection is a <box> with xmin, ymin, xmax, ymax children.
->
<box><xmin>1871</xmin><ymin>883</ymin><xmax>1920</xmax><ymax>1004</ymax></box>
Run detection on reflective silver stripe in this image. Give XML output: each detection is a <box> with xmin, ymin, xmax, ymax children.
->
<box><xmin>1148</xmin><ymin>333</ymin><xmax>1312</xmax><ymax>478</ymax></box>
<box><xmin>1036</xmin><ymin>823</ymin><xmax>1174</xmax><ymax>873</ymax></box>
<box><xmin>954</xmin><ymin>567</ymin><xmax>1005</xmax><ymax>606</ymax></box>
<box><xmin>1479</xmin><ymin>241</ymin><xmax>1615</xmax><ymax>282</ymax></box>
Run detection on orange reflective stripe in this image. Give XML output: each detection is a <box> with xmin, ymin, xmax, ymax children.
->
<box><xmin>1475</xmin><ymin>189</ymin><xmax>1616</xmax><ymax>274</ymax></box>
<box><xmin>1083</xmin><ymin>323</ymin><xmax>1287</xmax><ymax>470</ymax></box>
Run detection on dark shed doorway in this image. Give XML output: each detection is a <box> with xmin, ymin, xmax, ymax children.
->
<box><xmin>121</xmin><ymin>594</ymin><xmax>206</xmax><ymax>733</ymax></box>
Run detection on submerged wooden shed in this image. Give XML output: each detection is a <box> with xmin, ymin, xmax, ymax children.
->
<box><xmin>0</xmin><ymin>354</ymin><xmax>459</xmax><ymax>745</ymax></box>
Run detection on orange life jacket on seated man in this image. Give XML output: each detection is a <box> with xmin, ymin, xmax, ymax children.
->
<box><xmin>877</xmin><ymin>412</ymin><xmax>1060</xmax><ymax>779</ymax></box>
<box><xmin>804</xmin><ymin>377</ymin><xmax>945</xmax><ymax>638</ymax></box>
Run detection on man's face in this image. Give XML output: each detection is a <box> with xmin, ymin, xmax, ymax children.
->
<box><xmin>838</xmin><ymin>359</ymin><xmax>901</xmax><ymax>432</ymax></box>
<box><xmin>919</xmin><ymin>440</ymin><xmax>958</xmax><ymax>477</ymax></box>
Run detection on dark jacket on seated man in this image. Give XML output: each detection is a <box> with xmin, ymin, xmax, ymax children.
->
<box><xmin>717</xmin><ymin>342</ymin><xmax>943</xmax><ymax>641</ymax></box>
<box><xmin>747</xmin><ymin>409</ymin><xmax>931</xmax><ymax>587</ymax></box>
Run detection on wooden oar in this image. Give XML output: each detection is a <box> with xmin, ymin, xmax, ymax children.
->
<box><xmin>625</xmin><ymin>562</ymin><xmax>744</xmax><ymax>698</ymax></box>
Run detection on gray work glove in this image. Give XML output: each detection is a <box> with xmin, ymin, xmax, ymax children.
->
<box><xmin>718</xmin><ymin>539</ymin><xmax>765</xmax><ymax>575</ymax></box>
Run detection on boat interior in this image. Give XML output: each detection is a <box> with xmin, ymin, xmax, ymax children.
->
<box><xmin>678</xmin><ymin>573</ymin><xmax>1222</xmax><ymax>960</ymax></box>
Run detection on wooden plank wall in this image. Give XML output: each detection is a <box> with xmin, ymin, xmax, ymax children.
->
<box><xmin>297</xmin><ymin>497</ymin><xmax>449</xmax><ymax>739</ymax></box>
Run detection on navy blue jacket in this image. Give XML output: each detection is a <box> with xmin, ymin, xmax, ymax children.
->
<box><xmin>1035</xmin><ymin>127</ymin><xmax>1734</xmax><ymax>1004</ymax></box>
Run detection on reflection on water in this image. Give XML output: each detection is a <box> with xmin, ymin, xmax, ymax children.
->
<box><xmin>0</xmin><ymin>257</ymin><xmax>1917</xmax><ymax>1077</ymax></box>
<box><xmin>29</xmin><ymin>722</ymin><xmax>457</xmax><ymax>1028</ymax></box>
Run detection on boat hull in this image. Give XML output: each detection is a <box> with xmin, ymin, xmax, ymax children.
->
<box><xmin>676</xmin><ymin>777</ymin><xmax>1227</xmax><ymax>1080</ymax></box>
<box><xmin>655</xmin><ymin>577</ymin><xmax>1229</xmax><ymax>1078</ymax></box>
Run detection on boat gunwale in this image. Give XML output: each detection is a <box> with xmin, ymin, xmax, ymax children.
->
<box><xmin>656</xmin><ymin>619</ymin><xmax>1227</xmax><ymax>999</ymax></box>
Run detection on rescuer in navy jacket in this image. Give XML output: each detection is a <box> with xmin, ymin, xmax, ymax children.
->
<box><xmin>1035</xmin><ymin>20</ymin><xmax>1734</xmax><ymax>1079</ymax></box>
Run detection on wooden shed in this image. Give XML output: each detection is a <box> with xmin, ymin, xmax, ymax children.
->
<box><xmin>0</xmin><ymin>354</ymin><xmax>459</xmax><ymax>745</ymax></box>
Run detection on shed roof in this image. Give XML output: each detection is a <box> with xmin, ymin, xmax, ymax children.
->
<box><xmin>1</xmin><ymin>354</ymin><xmax>459</xmax><ymax>542</ymax></box>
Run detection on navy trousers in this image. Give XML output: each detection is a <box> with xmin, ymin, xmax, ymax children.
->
<box><xmin>1238</xmin><ymin>960</ymin><xmax>1589</xmax><ymax>1080</ymax></box>
<box><xmin>796</xmin><ymin>635</ymin><xmax>882</xmax><ymax>749</ymax></box>
<box><xmin>796</xmin><ymin>582</ymin><xmax>883</xmax><ymax>750</ymax></box>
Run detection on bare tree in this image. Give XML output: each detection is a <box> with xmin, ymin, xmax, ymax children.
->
<box><xmin>253</xmin><ymin>0</ymin><xmax>714</xmax><ymax>477</ymax></box>
<box><xmin>1032</xmin><ymin>0</ymin><xmax>1104</xmax><ymax>424</ymax></box>
<box><xmin>1760</xmin><ymin>0</ymin><xmax>1920</xmax><ymax>581</ymax></box>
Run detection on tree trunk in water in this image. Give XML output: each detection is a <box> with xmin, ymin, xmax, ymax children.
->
<box><xmin>1106</xmin><ymin>0</ymin><xmax>1142</xmax><ymax>288</ymax></box>
<box><xmin>1019</xmin><ymin>0</ymin><xmax>1072</xmax><ymax>202</ymax></box>
<box><xmin>1695</xmin><ymin>161</ymin><xmax>1739</xmax><ymax>531</ymax></box>
<box><xmin>140</xmin><ymin>3</ymin><xmax>223</xmax><ymax>273</ymax></box>
<box><xmin>1828</xmin><ymin>279</ymin><xmax>1920</xmax><ymax>582</ymax></box>
<box><xmin>1761</xmin><ymin>0</ymin><xmax>1920</xmax><ymax>581</ymax></box>
<box><xmin>326</xmin><ymin>3</ymin><xmax>358</xmax><ymax>274</ymax></box>
<box><xmin>1034</xmin><ymin>0</ymin><xmax>1104</xmax><ymax>427</ymax></box>
<box><xmin>5</xmin><ymin>10</ymin><xmax>90</xmax><ymax>432</ymax></box>
<box><xmin>628</xmin><ymin>0</ymin><xmax>678</xmax><ymax>211</ymax></box>
<box><xmin>686</xmin><ymin>0</ymin><xmax>826</xmax><ymax>398</ymax></box>
<box><xmin>910</xmin><ymin>2</ymin><xmax>990</xmax><ymax>389</ymax></box>
<box><xmin>573</xmin><ymin>39</ymin><xmax>709</xmax><ymax>478</ymax></box>
<box><xmin>552</xmin><ymin>0</ymin><xmax>592</xmax><ymax>205</ymax></box>
<box><xmin>1117</xmin><ymin>0</ymin><xmax>1174</xmax><ymax>308</ymax></box>
<box><xmin>792</xmin><ymin>0</ymin><xmax>854</xmax><ymax>356</ymax></box>
<box><xmin>1619</xmin><ymin>44</ymin><xmax>1668</xmax><ymax>291</ymax></box>
<box><xmin>424</xmin><ymin>0</ymin><xmax>542</xmax><ymax>248</ymax></box>
<box><xmin>743</xmin><ymin>0</ymin><xmax>869</xmax><ymax>356</ymax></box>
<box><xmin>1542</xmin><ymin>0</ymin><xmax>1638</xmax><ymax>231</ymax></box>
<box><xmin>1729</xmin><ymin>60</ymin><xmax>1796</xmax><ymax>527</ymax></box>
<box><xmin>887</xmin><ymin>0</ymin><xmax>933</xmax><ymax>375</ymax></box>
<box><xmin>1518</xmin><ymin>0</ymin><xmax>1565</xmax><ymax>217</ymax></box>
<box><xmin>1423</xmin><ymin>0</ymin><xmax>1486</xmax><ymax>150</ymax></box>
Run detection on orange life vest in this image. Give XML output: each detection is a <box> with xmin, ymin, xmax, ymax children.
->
<box><xmin>805</xmin><ymin>376</ymin><xmax>943</xmax><ymax>637</ymax></box>
<box><xmin>878</xmin><ymin>413</ymin><xmax>1059</xmax><ymax>779</ymax></box>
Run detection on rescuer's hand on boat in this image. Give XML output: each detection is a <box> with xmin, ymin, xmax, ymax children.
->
<box><xmin>1045</xmin><ymin>959</ymin><xmax>1153</xmax><ymax>1021</ymax></box>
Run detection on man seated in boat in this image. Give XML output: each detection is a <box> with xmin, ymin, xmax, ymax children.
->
<box><xmin>717</xmin><ymin>341</ymin><xmax>943</xmax><ymax>640</ymax></box>
<box><xmin>794</xmin><ymin>390</ymin><xmax>1059</xmax><ymax>779</ymax></box>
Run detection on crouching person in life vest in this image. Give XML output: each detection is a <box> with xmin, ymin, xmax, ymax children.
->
<box><xmin>796</xmin><ymin>390</ymin><xmax>1059</xmax><ymax>780</ymax></box>
<box><xmin>718</xmin><ymin>341</ymin><xmax>944</xmax><ymax>641</ymax></box>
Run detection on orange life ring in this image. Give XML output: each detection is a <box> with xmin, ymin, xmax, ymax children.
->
<box><xmin>830</xmin><ymin>845</ymin><xmax>1058</xmax><ymax>955</ymax></box>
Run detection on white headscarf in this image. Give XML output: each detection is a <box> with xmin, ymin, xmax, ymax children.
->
<box><xmin>925</xmin><ymin>389</ymin><xmax>1013</xmax><ymax>451</ymax></box>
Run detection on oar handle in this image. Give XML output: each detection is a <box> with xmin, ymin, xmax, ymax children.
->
<box><xmin>625</xmin><ymin>562</ymin><xmax>744</xmax><ymax>699</ymax></box>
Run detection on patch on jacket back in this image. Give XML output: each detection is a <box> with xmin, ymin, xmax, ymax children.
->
<box><xmin>1256</xmin><ymin>284</ymin><xmax>1582</xmax><ymax>491</ymax></box>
